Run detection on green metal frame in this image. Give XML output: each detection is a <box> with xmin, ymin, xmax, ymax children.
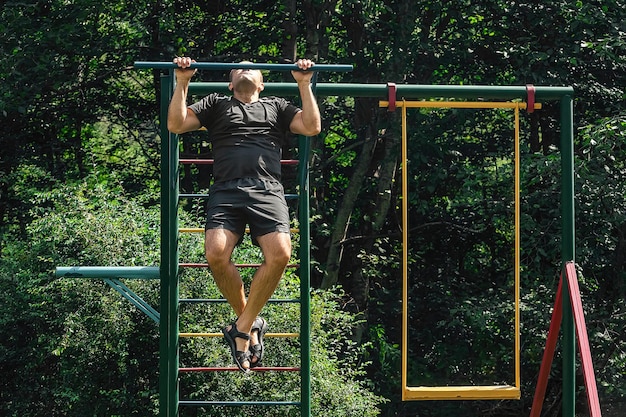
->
<box><xmin>55</xmin><ymin>266</ymin><xmax>160</xmax><ymax>323</ymax></box>
<box><xmin>174</xmin><ymin>80</ymin><xmax>576</xmax><ymax>417</ymax></box>
<box><xmin>560</xmin><ymin>95</ymin><xmax>576</xmax><ymax>417</ymax></box>
<box><xmin>159</xmin><ymin>73</ymin><xmax>179</xmax><ymax>417</ymax></box>
<box><xmin>56</xmin><ymin>67</ymin><xmax>578</xmax><ymax>417</ymax></box>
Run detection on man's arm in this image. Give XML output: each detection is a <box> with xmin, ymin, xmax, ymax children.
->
<box><xmin>167</xmin><ymin>57</ymin><xmax>202</xmax><ymax>134</ymax></box>
<box><xmin>289</xmin><ymin>59</ymin><xmax>321</xmax><ymax>136</ymax></box>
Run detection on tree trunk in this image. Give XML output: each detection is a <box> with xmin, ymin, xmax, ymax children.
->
<box><xmin>350</xmin><ymin>130</ymin><xmax>400</xmax><ymax>310</ymax></box>
<box><xmin>281</xmin><ymin>0</ymin><xmax>297</xmax><ymax>62</ymax></box>
<box><xmin>321</xmin><ymin>115</ymin><xmax>378</xmax><ymax>289</ymax></box>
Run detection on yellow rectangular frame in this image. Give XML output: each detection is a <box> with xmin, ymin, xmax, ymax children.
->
<box><xmin>378</xmin><ymin>99</ymin><xmax>540</xmax><ymax>400</ymax></box>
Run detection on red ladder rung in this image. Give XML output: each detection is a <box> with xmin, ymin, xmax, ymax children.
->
<box><xmin>179</xmin><ymin>263</ymin><xmax>299</xmax><ymax>268</ymax></box>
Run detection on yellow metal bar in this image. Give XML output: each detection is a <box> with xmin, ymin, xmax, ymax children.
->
<box><xmin>179</xmin><ymin>332</ymin><xmax>299</xmax><ymax>338</ymax></box>
<box><xmin>514</xmin><ymin>104</ymin><xmax>521</xmax><ymax>390</ymax></box>
<box><xmin>404</xmin><ymin>385</ymin><xmax>521</xmax><ymax>401</ymax></box>
<box><xmin>179</xmin><ymin>228</ymin><xmax>204</xmax><ymax>233</ymax></box>
<box><xmin>379</xmin><ymin>100</ymin><xmax>542</xmax><ymax>110</ymax></box>
<box><xmin>401</xmin><ymin>99</ymin><xmax>409</xmax><ymax>399</ymax></box>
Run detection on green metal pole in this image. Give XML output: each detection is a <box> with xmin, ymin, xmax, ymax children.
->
<box><xmin>168</xmin><ymin>87</ymin><xmax>181</xmax><ymax>417</ymax></box>
<box><xmin>158</xmin><ymin>73</ymin><xmax>170</xmax><ymax>417</ymax></box>
<box><xmin>159</xmin><ymin>73</ymin><xmax>180</xmax><ymax>417</ymax></box>
<box><xmin>560</xmin><ymin>94</ymin><xmax>576</xmax><ymax>417</ymax></box>
<box><xmin>298</xmin><ymin>133</ymin><xmax>311</xmax><ymax>417</ymax></box>
<box><xmin>55</xmin><ymin>266</ymin><xmax>160</xmax><ymax>279</ymax></box>
<box><xmin>188</xmin><ymin>82</ymin><xmax>574</xmax><ymax>101</ymax></box>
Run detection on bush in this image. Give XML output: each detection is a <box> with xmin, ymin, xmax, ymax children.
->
<box><xmin>0</xmin><ymin>177</ymin><xmax>384</xmax><ymax>416</ymax></box>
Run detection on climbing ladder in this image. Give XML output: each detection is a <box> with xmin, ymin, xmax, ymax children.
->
<box><xmin>146</xmin><ymin>61</ymin><xmax>352</xmax><ymax>417</ymax></box>
<box><xmin>174</xmin><ymin>136</ymin><xmax>309</xmax><ymax>411</ymax></box>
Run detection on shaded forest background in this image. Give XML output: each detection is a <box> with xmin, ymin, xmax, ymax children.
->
<box><xmin>1</xmin><ymin>1</ymin><xmax>625</xmax><ymax>416</ymax></box>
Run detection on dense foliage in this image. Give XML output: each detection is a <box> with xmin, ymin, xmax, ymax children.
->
<box><xmin>1</xmin><ymin>0</ymin><xmax>625</xmax><ymax>416</ymax></box>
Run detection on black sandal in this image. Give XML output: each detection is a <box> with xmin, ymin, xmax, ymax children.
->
<box><xmin>222</xmin><ymin>322</ymin><xmax>251</xmax><ymax>372</ymax></box>
<box><xmin>249</xmin><ymin>317</ymin><xmax>269</xmax><ymax>368</ymax></box>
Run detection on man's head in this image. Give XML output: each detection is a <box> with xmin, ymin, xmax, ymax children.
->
<box><xmin>229</xmin><ymin>61</ymin><xmax>264</xmax><ymax>96</ymax></box>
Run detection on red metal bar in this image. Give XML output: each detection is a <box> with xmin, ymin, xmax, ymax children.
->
<box><xmin>526</xmin><ymin>84</ymin><xmax>536</xmax><ymax>113</ymax></box>
<box><xmin>387</xmin><ymin>82</ymin><xmax>396</xmax><ymax>112</ymax></box>
<box><xmin>529</xmin><ymin>274</ymin><xmax>563</xmax><ymax>417</ymax></box>
<box><xmin>564</xmin><ymin>262</ymin><xmax>602</xmax><ymax>417</ymax></box>
<box><xmin>179</xmin><ymin>263</ymin><xmax>299</xmax><ymax>268</ymax></box>
<box><xmin>530</xmin><ymin>263</ymin><xmax>603</xmax><ymax>417</ymax></box>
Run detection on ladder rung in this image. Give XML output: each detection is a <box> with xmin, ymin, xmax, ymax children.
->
<box><xmin>179</xmin><ymin>400</ymin><xmax>301</xmax><ymax>407</ymax></box>
<box><xmin>180</xmin><ymin>159</ymin><xmax>299</xmax><ymax>165</ymax></box>
<box><xmin>179</xmin><ymin>227</ymin><xmax>300</xmax><ymax>233</ymax></box>
<box><xmin>179</xmin><ymin>332</ymin><xmax>299</xmax><ymax>338</ymax></box>
<box><xmin>179</xmin><ymin>366</ymin><xmax>300</xmax><ymax>372</ymax></box>
<box><xmin>180</xmin><ymin>193</ymin><xmax>299</xmax><ymax>200</ymax></box>
<box><xmin>179</xmin><ymin>263</ymin><xmax>299</xmax><ymax>268</ymax></box>
<box><xmin>180</xmin><ymin>298</ymin><xmax>300</xmax><ymax>304</ymax></box>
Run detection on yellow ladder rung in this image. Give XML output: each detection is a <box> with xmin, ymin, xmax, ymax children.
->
<box><xmin>179</xmin><ymin>332</ymin><xmax>300</xmax><ymax>338</ymax></box>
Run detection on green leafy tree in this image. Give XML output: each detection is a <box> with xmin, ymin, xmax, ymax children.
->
<box><xmin>2</xmin><ymin>0</ymin><xmax>626</xmax><ymax>415</ymax></box>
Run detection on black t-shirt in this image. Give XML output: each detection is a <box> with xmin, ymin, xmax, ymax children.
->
<box><xmin>189</xmin><ymin>93</ymin><xmax>301</xmax><ymax>183</ymax></box>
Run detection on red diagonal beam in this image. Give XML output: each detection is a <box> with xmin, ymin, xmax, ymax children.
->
<box><xmin>564</xmin><ymin>262</ymin><xmax>602</xmax><ymax>417</ymax></box>
<box><xmin>530</xmin><ymin>262</ymin><xmax>602</xmax><ymax>417</ymax></box>
<box><xmin>530</xmin><ymin>275</ymin><xmax>563</xmax><ymax>417</ymax></box>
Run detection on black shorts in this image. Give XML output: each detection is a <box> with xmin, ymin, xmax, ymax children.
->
<box><xmin>205</xmin><ymin>178</ymin><xmax>290</xmax><ymax>243</ymax></box>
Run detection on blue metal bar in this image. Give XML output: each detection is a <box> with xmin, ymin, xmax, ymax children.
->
<box><xmin>55</xmin><ymin>266</ymin><xmax>160</xmax><ymax>279</ymax></box>
<box><xmin>134</xmin><ymin>61</ymin><xmax>353</xmax><ymax>73</ymax></box>
<box><xmin>103</xmin><ymin>278</ymin><xmax>160</xmax><ymax>323</ymax></box>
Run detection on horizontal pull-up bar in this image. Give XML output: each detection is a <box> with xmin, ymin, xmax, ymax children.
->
<box><xmin>134</xmin><ymin>61</ymin><xmax>353</xmax><ymax>72</ymax></box>
<box><xmin>186</xmin><ymin>82</ymin><xmax>573</xmax><ymax>101</ymax></box>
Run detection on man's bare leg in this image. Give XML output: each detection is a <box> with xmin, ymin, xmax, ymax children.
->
<box><xmin>238</xmin><ymin>231</ymin><xmax>292</xmax><ymax>364</ymax></box>
<box><xmin>205</xmin><ymin>228</ymin><xmax>250</xmax><ymax>367</ymax></box>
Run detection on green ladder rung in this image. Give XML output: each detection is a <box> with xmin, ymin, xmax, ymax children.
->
<box><xmin>179</xmin><ymin>366</ymin><xmax>300</xmax><ymax>372</ymax></box>
<box><xmin>179</xmin><ymin>158</ymin><xmax>299</xmax><ymax>165</ymax></box>
<box><xmin>179</xmin><ymin>298</ymin><xmax>300</xmax><ymax>304</ymax></box>
<box><xmin>179</xmin><ymin>193</ymin><xmax>299</xmax><ymax>200</ymax></box>
<box><xmin>179</xmin><ymin>400</ymin><xmax>301</xmax><ymax>407</ymax></box>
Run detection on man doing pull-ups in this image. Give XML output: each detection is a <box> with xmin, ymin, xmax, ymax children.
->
<box><xmin>168</xmin><ymin>57</ymin><xmax>320</xmax><ymax>371</ymax></box>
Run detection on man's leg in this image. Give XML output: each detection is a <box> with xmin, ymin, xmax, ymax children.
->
<box><xmin>205</xmin><ymin>228</ymin><xmax>251</xmax><ymax>367</ymax></box>
<box><xmin>236</xmin><ymin>231</ymin><xmax>292</xmax><ymax>359</ymax></box>
<box><xmin>205</xmin><ymin>228</ymin><xmax>246</xmax><ymax>314</ymax></box>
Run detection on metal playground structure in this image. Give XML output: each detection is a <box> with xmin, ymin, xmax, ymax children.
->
<box><xmin>55</xmin><ymin>61</ymin><xmax>601</xmax><ymax>417</ymax></box>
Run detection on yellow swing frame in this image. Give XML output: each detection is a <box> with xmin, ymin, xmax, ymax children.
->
<box><xmin>379</xmin><ymin>98</ymin><xmax>540</xmax><ymax>400</ymax></box>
